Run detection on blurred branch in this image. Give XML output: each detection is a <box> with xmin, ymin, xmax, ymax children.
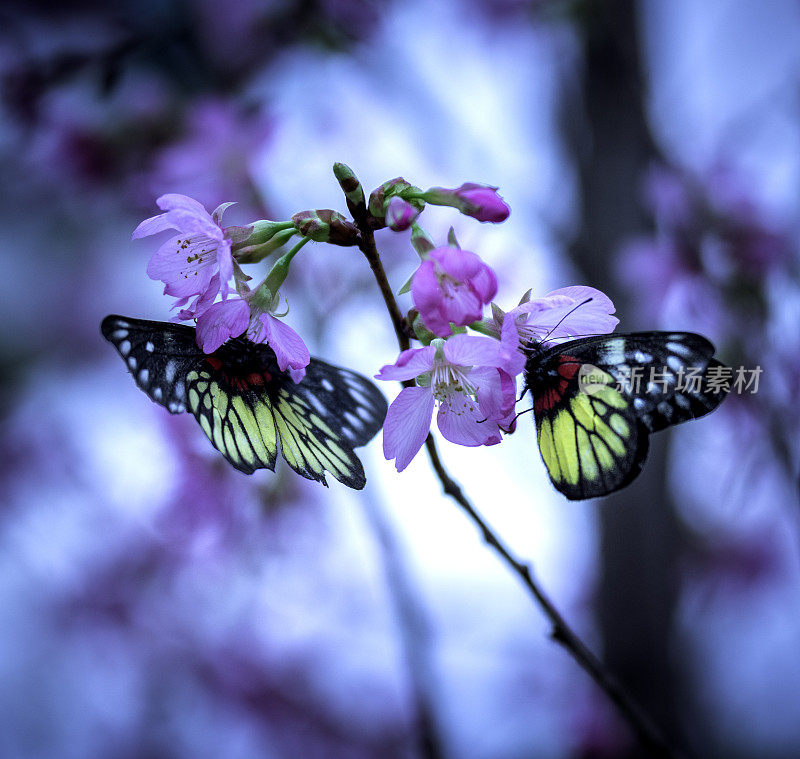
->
<box><xmin>361</xmin><ymin>492</ymin><xmax>446</xmax><ymax>759</ymax></box>
<box><xmin>350</xmin><ymin>178</ymin><xmax>682</xmax><ymax>759</ymax></box>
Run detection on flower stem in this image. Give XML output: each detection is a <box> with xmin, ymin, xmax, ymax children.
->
<box><xmin>346</xmin><ymin>172</ymin><xmax>685</xmax><ymax>759</ymax></box>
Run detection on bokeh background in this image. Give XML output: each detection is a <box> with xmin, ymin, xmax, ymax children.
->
<box><xmin>2</xmin><ymin>1</ymin><xmax>800</xmax><ymax>757</ymax></box>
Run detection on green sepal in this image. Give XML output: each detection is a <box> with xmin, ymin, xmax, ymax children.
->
<box><xmin>411</xmin><ymin>312</ymin><xmax>436</xmax><ymax>345</ymax></box>
<box><xmin>410</xmin><ymin>223</ymin><xmax>435</xmax><ymax>256</ymax></box>
<box><xmin>234</xmin><ymin>228</ymin><xmax>297</xmax><ymax>264</ymax></box>
<box><xmin>398</xmin><ymin>270</ymin><xmax>415</xmax><ymax>296</ymax></box>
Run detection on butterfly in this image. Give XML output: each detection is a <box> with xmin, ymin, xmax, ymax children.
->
<box><xmin>101</xmin><ymin>315</ymin><xmax>387</xmax><ymax>489</ymax></box>
<box><xmin>523</xmin><ymin>332</ymin><xmax>728</xmax><ymax>500</ymax></box>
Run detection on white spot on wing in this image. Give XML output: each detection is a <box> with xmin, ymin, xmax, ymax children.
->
<box><xmin>164</xmin><ymin>361</ymin><xmax>176</xmax><ymax>383</ymax></box>
<box><xmin>348</xmin><ymin>388</ymin><xmax>370</xmax><ymax>406</ymax></box>
<box><xmin>321</xmin><ymin>379</ymin><xmax>334</xmax><ymax>393</ymax></box>
<box><xmin>145</xmin><ymin>341</ymin><xmax>155</xmax><ymax>353</ymax></box>
<box><xmin>344</xmin><ymin>411</ymin><xmax>362</xmax><ymax>428</ymax></box>
<box><xmin>138</xmin><ymin>369</ymin><xmax>149</xmax><ymax>385</ymax></box>
<box><xmin>127</xmin><ymin>356</ymin><xmax>137</xmax><ymax>370</ymax></box>
<box><xmin>666</xmin><ymin>355</ymin><xmax>683</xmax><ymax>373</ymax></box>
<box><xmin>307</xmin><ymin>393</ymin><xmax>327</xmax><ymax>415</ymax></box>
<box><xmin>174</xmin><ymin>381</ymin><xmax>185</xmax><ymax>400</ymax></box>
<box><xmin>666</xmin><ymin>341</ymin><xmax>692</xmax><ymax>357</ymax></box>
<box><xmin>112</xmin><ymin>329</ymin><xmax>128</xmax><ymax>340</ymax></box>
<box><xmin>633</xmin><ymin>350</ymin><xmax>652</xmax><ymax>363</ymax></box>
<box><xmin>153</xmin><ymin>387</ymin><xmax>163</xmax><ymax>401</ymax></box>
<box><xmin>119</xmin><ymin>340</ymin><xmax>131</xmax><ymax>356</ymax></box>
<box><xmin>356</xmin><ymin>406</ymin><xmax>372</xmax><ymax>421</ymax></box>
<box><xmin>602</xmin><ymin>341</ymin><xmax>625</xmax><ymax>365</ymax></box>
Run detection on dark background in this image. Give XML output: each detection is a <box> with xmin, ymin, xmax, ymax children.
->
<box><xmin>2</xmin><ymin>1</ymin><xmax>799</xmax><ymax>758</ymax></box>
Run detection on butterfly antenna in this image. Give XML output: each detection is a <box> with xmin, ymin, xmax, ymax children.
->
<box><xmin>499</xmin><ymin>406</ymin><xmax>534</xmax><ymax>433</ymax></box>
<box><xmin>540</xmin><ymin>297</ymin><xmax>593</xmax><ymax>343</ymax></box>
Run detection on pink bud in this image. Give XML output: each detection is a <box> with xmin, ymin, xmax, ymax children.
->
<box><xmin>454</xmin><ymin>183</ymin><xmax>510</xmax><ymax>222</ymax></box>
<box><xmin>386</xmin><ymin>196</ymin><xmax>420</xmax><ymax>231</ymax></box>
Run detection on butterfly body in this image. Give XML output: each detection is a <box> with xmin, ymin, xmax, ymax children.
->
<box><xmin>524</xmin><ymin>332</ymin><xmax>728</xmax><ymax>500</ymax></box>
<box><xmin>102</xmin><ymin>315</ymin><xmax>387</xmax><ymax>489</ymax></box>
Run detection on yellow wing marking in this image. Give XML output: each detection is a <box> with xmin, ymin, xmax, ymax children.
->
<box><xmin>227</xmin><ymin>410</ymin><xmax>256</xmax><ymax>468</ymax></box>
<box><xmin>210</xmin><ymin>382</ymin><xmax>228</xmax><ymax>416</ymax></box>
<box><xmin>552</xmin><ymin>411</ymin><xmax>580</xmax><ymax>486</ymax></box>
<box><xmin>231</xmin><ymin>397</ymin><xmax>273</xmax><ymax>466</ymax></box>
<box><xmin>609</xmin><ymin>413</ymin><xmax>629</xmax><ymax>437</ymax></box>
<box><xmin>538</xmin><ymin>417</ymin><xmax>561</xmax><ymax>483</ymax></box>
<box><xmin>309</xmin><ymin>414</ymin><xmax>336</xmax><ymax>438</ymax></box>
<box><xmin>199</xmin><ymin>414</ymin><xmax>212</xmax><ymax>440</ymax></box>
<box><xmin>592</xmin><ymin>436</ymin><xmax>614</xmax><ymax>471</ymax></box>
<box><xmin>253</xmin><ymin>402</ymin><xmax>278</xmax><ymax>458</ymax></box>
<box><xmin>277</xmin><ymin>397</ymin><xmax>352</xmax><ymax>479</ymax></box>
<box><xmin>576</xmin><ymin>426</ymin><xmax>599</xmax><ymax>482</ymax></box>
<box><xmin>590</xmin><ymin>384</ymin><xmax>628</xmax><ymax>410</ymax></box>
<box><xmin>571</xmin><ymin>393</ymin><xmax>597</xmax><ymax>430</ymax></box>
<box><xmin>272</xmin><ymin>409</ymin><xmax>303</xmax><ymax>469</ymax></box>
<box><xmin>222</xmin><ymin>424</ymin><xmax>241</xmax><ymax>465</ymax></box>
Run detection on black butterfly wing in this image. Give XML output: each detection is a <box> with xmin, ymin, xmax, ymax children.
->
<box><xmin>525</xmin><ymin>332</ymin><xmax>727</xmax><ymax>500</ymax></box>
<box><xmin>101</xmin><ymin>315</ymin><xmax>387</xmax><ymax>489</ymax></box>
<box><xmin>101</xmin><ymin>315</ymin><xmax>202</xmax><ymax>414</ymax></box>
<box><xmin>555</xmin><ymin>332</ymin><xmax>727</xmax><ymax>432</ymax></box>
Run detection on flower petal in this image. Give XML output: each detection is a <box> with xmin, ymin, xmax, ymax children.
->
<box><xmin>132</xmin><ymin>213</ymin><xmax>175</xmax><ymax>239</ymax></box>
<box><xmin>257</xmin><ymin>314</ymin><xmax>310</xmax><ymax>371</ymax></box>
<box><xmin>442</xmin><ymin>333</ymin><xmax>503</xmax><ymax>368</ymax></box>
<box><xmin>382</xmin><ymin>387</ymin><xmax>435</xmax><ymax>471</ymax></box>
<box><xmin>212</xmin><ymin>201</ymin><xmax>237</xmax><ymax>225</ymax></box>
<box><xmin>195</xmin><ymin>298</ymin><xmax>250</xmax><ymax>353</ymax></box>
<box><xmin>436</xmin><ymin>402</ymin><xmax>500</xmax><ymax>447</ymax></box>
<box><xmin>375</xmin><ymin>346</ymin><xmax>436</xmax><ymax>382</ymax></box>
<box><xmin>430</xmin><ymin>247</ymin><xmax>483</xmax><ymax>281</ymax></box>
<box><xmin>156</xmin><ymin>193</ymin><xmax>210</xmax><ymax>216</ymax></box>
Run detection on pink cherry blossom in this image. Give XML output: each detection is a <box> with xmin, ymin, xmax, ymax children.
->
<box><xmin>376</xmin><ymin>334</ymin><xmax>516</xmax><ymax>471</ymax></box>
<box><xmin>411</xmin><ymin>247</ymin><xmax>498</xmax><ymax>336</ymax></box>
<box><xmin>498</xmin><ymin>286</ymin><xmax>619</xmax><ymax>352</ymax></box>
<box><xmin>133</xmin><ymin>194</ymin><xmax>252</xmax><ymax>316</ymax></box>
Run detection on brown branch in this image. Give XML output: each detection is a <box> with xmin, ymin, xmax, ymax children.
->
<box><xmin>348</xmin><ymin>175</ymin><xmax>684</xmax><ymax>759</ymax></box>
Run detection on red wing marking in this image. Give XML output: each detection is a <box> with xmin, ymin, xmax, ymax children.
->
<box><xmin>533</xmin><ymin>356</ymin><xmax>581</xmax><ymax>414</ymax></box>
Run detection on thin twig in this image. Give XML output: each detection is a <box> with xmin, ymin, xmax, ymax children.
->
<box><xmin>347</xmin><ymin>173</ymin><xmax>683</xmax><ymax>759</ymax></box>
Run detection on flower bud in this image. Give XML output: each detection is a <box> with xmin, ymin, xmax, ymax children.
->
<box><xmin>386</xmin><ymin>197</ymin><xmax>420</xmax><ymax>231</ymax></box>
<box><xmin>291</xmin><ymin>209</ymin><xmax>360</xmax><ymax>246</ymax></box>
<box><xmin>420</xmin><ymin>182</ymin><xmax>510</xmax><ymax>223</ymax></box>
<box><xmin>236</xmin><ymin>219</ymin><xmax>296</xmax><ymax>248</ymax></box>
<box><xmin>368</xmin><ymin>177</ymin><xmax>420</xmax><ymax>227</ymax></box>
<box><xmin>234</xmin><ymin>228</ymin><xmax>296</xmax><ymax>264</ymax></box>
<box><xmin>333</xmin><ymin>163</ymin><xmax>366</xmax><ymax>208</ymax></box>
